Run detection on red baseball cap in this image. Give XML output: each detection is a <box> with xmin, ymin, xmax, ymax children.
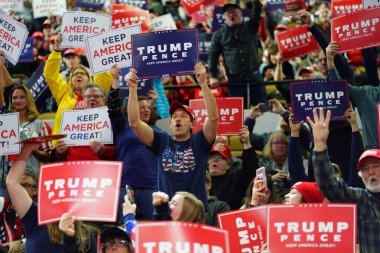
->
<box><xmin>357</xmin><ymin>149</ymin><xmax>380</xmax><ymax>170</ymax></box>
<box><xmin>42</xmin><ymin>19</ymin><xmax>52</xmax><ymax>27</ymax></box>
<box><xmin>298</xmin><ymin>67</ymin><xmax>314</xmax><ymax>76</ymax></box>
<box><xmin>274</xmin><ymin>24</ymin><xmax>289</xmax><ymax>32</ymax></box>
<box><xmin>63</xmin><ymin>48</ymin><xmax>79</xmax><ymax>57</ymax></box>
<box><xmin>32</xmin><ymin>31</ymin><xmax>44</xmax><ymax>40</ymax></box>
<box><xmin>169</xmin><ymin>101</ymin><xmax>196</xmax><ymax>120</ymax></box>
<box><xmin>210</xmin><ymin>143</ymin><xmax>232</xmax><ymax>160</ymax></box>
<box><xmin>291</xmin><ymin>182</ymin><xmax>325</xmax><ymax>203</ymax></box>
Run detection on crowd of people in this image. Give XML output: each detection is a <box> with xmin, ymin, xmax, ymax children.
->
<box><xmin>1</xmin><ymin>0</ymin><xmax>380</xmax><ymax>252</ymax></box>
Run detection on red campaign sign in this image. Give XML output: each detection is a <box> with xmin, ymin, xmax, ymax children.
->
<box><xmin>267</xmin><ymin>204</ymin><xmax>357</xmax><ymax>253</ymax></box>
<box><xmin>38</xmin><ymin>161</ymin><xmax>122</xmax><ymax>225</ymax></box>
<box><xmin>218</xmin><ymin>206</ymin><xmax>267</xmax><ymax>253</ymax></box>
<box><xmin>181</xmin><ymin>0</ymin><xmax>217</xmax><ymax>15</ymax></box>
<box><xmin>111</xmin><ymin>4</ymin><xmax>133</xmax><ymax>13</ymax></box>
<box><xmin>331</xmin><ymin>0</ymin><xmax>363</xmax><ymax>17</ymax></box>
<box><xmin>135</xmin><ymin>221</ymin><xmax>230</xmax><ymax>253</ymax></box>
<box><xmin>111</xmin><ymin>11</ymin><xmax>150</xmax><ymax>32</ymax></box>
<box><xmin>276</xmin><ymin>25</ymin><xmax>319</xmax><ymax>60</ymax></box>
<box><xmin>331</xmin><ymin>7</ymin><xmax>380</xmax><ymax>53</ymax></box>
<box><xmin>189</xmin><ymin>97</ymin><xmax>244</xmax><ymax>135</ymax></box>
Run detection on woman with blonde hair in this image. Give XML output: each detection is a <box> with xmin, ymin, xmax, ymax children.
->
<box><xmin>259</xmin><ymin>131</ymin><xmax>290</xmax><ymax>199</ymax></box>
<box><xmin>6</xmin><ymin>143</ymin><xmax>98</xmax><ymax>253</ymax></box>
<box><xmin>5</xmin><ymin>85</ymin><xmax>51</xmax><ymax>175</ymax></box>
<box><xmin>44</xmin><ymin>33</ymin><xmax>112</xmax><ymax>145</ymax></box>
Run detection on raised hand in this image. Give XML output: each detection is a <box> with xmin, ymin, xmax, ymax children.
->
<box><xmin>126</xmin><ymin>68</ymin><xmax>138</xmax><ymax>89</ymax></box>
<box><xmin>58</xmin><ymin>213</ymin><xmax>75</xmax><ymax>237</ymax></box>
<box><xmin>194</xmin><ymin>63</ymin><xmax>207</xmax><ymax>85</ymax></box>
<box><xmin>152</xmin><ymin>191</ymin><xmax>169</xmax><ymax>206</ymax></box>
<box><xmin>306</xmin><ymin>108</ymin><xmax>331</xmax><ymax>151</ymax></box>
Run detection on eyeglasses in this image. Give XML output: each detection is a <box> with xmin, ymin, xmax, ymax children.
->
<box><xmin>102</xmin><ymin>239</ymin><xmax>129</xmax><ymax>249</ymax></box>
<box><xmin>272</xmin><ymin>141</ymin><xmax>287</xmax><ymax>146</ymax></box>
<box><xmin>83</xmin><ymin>94</ymin><xmax>104</xmax><ymax>99</ymax></box>
<box><xmin>21</xmin><ymin>183</ymin><xmax>37</xmax><ymax>189</ymax></box>
<box><xmin>210</xmin><ymin>153</ymin><xmax>225</xmax><ymax>160</ymax></box>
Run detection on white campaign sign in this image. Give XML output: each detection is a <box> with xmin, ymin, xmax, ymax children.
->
<box><xmin>0</xmin><ymin>0</ymin><xmax>24</xmax><ymax>13</ymax></box>
<box><xmin>0</xmin><ymin>113</ymin><xmax>20</xmax><ymax>155</ymax></box>
<box><xmin>61</xmin><ymin>11</ymin><xmax>112</xmax><ymax>48</ymax></box>
<box><xmin>149</xmin><ymin>14</ymin><xmax>177</xmax><ymax>31</ymax></box>
<box><xmin>32</xmin><ymin>0</ymin><xmax>67</xmax><ymax>19</ymax></box>
<box><xmin>363</xmin><ymin>0</ymin><xmax>380</xmax><ymax>8</ymax></box>
<box><xmin>86</xmin><ymin>24</ymin><xmax>141</xmax><ymax>75</ymax></box>
<box><xmin>60</xmin><ymin>107</ymin><xmax>113</xmax><ymax>146</ymax></box>
<box><xmin>0</xmin><ymin>11</ymin><xmax>28</xmax><ymax>65</ymax></box>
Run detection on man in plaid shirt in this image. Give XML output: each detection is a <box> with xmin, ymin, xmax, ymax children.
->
<box><xmin>308</xmin><ymin>108</ymin><xmax>380</xmax><ymax>253</ymax></box>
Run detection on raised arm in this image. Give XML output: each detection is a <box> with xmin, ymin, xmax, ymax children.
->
<box><xmin>127</xmin><ymin>69</ymin><xmax>154</xmax><ymax>147</ymax></box>
<box><xmin>344</xmin><ymin>106</ymin><xmax>365</xmax><ymax>188</ymax></box>
<box><xmin>6</xmin><ymin>143</ymin><xmax>40</xmax><ymax>219</ymax></box>
<box><xmin>195</xmin><ymin>63</ymin><xmax>218</xmax><ymax>144</ymax></box>
<box><xmin>288</xmin><ymin>114</ymin><xmax>309</xmax><ymax>184</ymax></box>
<box><xmin>248</xmin><ymin>0</ymin><xmax>263</xmax><ymax>32</ymax></box>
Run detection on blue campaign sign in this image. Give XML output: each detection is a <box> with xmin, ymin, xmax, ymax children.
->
<box><xmin>117</xmin><ymin>67</ymin><xmax>153</xmax><ymax>98</ymax></box>
<box><xmin>19</xmin><ymin>37</ymin><xmax>34</xmax><ymax>63</ymax></box>
<box><xmin>266</xmin><ymin>0</ymin><xmax>285</xmax><ymax>11</ymax></box>
<box><xmin>290</xmin><ymin>80</ymin><xmax>349</xmax><ymax>122</ymax></box>
<box><xmin>198</xmin><ymin>32</ymin><xmax>212</xmax><ymax>63</ymax></box>
<box><xmin>117</xmin><ymin>0</ymin><xmax>148</xmax><ymax>10</ymax></box>
<box><xmin>75</xmin><ymin>0</ymin><xmax>105</xmax><ymax>9</ymax></box>
<box><xmin>25</xmin><ymin>62</ymin><xmax>52</xmax><ymax>110</ymax></box>
<box><xmin>132</xmin><ymin>29</ymin><xmax>198</xmax><ymax>78</ymax></box>
<box><xmin>212</xmin><ymin>6</ymin><xmax>251</xmax><ymax>32</ymax></box>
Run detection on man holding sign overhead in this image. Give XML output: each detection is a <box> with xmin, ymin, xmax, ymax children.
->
<box><xmin>127</xmin><ymin>63</ymin><xmax>218</xmax><ymax>210</ymax></box>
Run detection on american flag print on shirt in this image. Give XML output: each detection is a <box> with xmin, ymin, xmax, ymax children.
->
<box><xmin>162</xmin><ymin>146</ymin><xmax>196</xmax><ymax>173</ymax></box>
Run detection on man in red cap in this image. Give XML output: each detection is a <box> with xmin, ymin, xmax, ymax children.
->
<box><xmin>309</xmin><ymin>108</ymin><xmax>380</xmax><ymax>253</ymax></box>
<box><xmin>209</xmin><ymin>126</ymin><xmax>259</xmax><ymax>210</ymax></box>
<box><xmin>126</xmin><ymin>63</ymin><xmax>218</xmax><ymax>210</ymax></box>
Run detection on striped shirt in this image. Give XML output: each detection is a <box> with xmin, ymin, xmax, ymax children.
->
<box><xmin>313</xmin><ymin>149</ymin><xmax>380</xmax><ymax>253</ymax></box>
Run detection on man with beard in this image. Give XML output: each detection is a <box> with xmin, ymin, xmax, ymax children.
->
<box><xmin>309</xmin><ymin>108</ymin><xmax>380</xmax><ymax>253</ymax></box>
<box><xmin>127</xmin><ymin>63</ymin><xmax>218</xmax><ymax>211</ymax></box>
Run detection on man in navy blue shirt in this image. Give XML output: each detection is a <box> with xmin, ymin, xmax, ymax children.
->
<box><xmin>126</xmin><ymin>63</ymin><xmax>218</xmax><ymax>210</ymax></box>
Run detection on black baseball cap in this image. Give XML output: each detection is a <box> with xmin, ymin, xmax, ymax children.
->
<box><xmin>100</xmin><ymin>226</ymin><xmax>132</xmax><ymax>244</ymax></box>
<box><xmin>222</xmin><ymin>3</ymin><xmax>241</xmax><ymax>12</ymax></box>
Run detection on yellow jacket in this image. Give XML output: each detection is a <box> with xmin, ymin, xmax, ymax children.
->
<box><xmin>44</xmin><ymin>51</ymin><xmax>112</xmax><ymax>145</ymax></box>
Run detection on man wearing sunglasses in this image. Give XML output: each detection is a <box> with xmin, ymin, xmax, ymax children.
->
<box><xmin>100</xmin><ymin>226</ymin><xmax>133</xmax><ymax>253</ymax></box>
